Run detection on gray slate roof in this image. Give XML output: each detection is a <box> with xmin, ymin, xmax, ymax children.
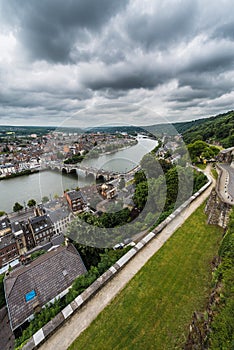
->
<box><xmin>11</xmin><ymin>221</ymin><xmax>23</xmax><ymax>234</ymax></box>
<box><xmin>4</xmin><ymin>244</ymin><xmax>87</xmax><ymax>330</ymax></box>
<box><xmin>29</xmin><ymin>214</ymin><xmax>53</xmax><ymax>233</ymax></box>
<box><xmin>0</xmin><ymin>216</ymin><xmax>11</xmax><ymax>232</ymax></box>
<box><xmin>0</xmin><ymin>234</ymin><xmax>16</xmax><ymax>250</ymax></box>
<box><xmin>47</xmin><ymin>207</ymin><xmax>71</xmax><ymax>224</ymax></box>
<box><xmin>66</xmin><ymin>190</ymin><xmax>85</xmax><ymax>202</ymax></box>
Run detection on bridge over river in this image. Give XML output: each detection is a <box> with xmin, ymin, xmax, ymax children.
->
<box><xmin>41</xmin><ymin>161</ymin><xmax>127</xmax><ymax>181</ymax></box>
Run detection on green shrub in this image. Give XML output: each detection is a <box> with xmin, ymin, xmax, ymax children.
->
<box><xmin>209</xmin><ymin>210</ymin><xmax>234</xmax><ymax>349</ymax></box>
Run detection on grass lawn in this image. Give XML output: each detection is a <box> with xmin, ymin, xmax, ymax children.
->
<box><xmin>196</xmin><ymin>163</ymin><xmax>207</xmax><ymax>170</ymax></box>
<box><xmin>69</xmin><ymin>203</ymin><xmax>223</xmax><ymax>350</ymax></box>
<box><xmin>211</xmin><ymin>167</ymin><xmax>218</xmax><ymax>180</ymax></box>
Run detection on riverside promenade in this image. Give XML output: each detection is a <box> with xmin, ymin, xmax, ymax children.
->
<box><xmin>39</xmin><ymin>172</ymin><xmax>214</xmax><ymax>350</ymax></box>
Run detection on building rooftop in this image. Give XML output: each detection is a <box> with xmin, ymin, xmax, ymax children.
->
<box><xmin>66</xmin><ymin>190</ymin><xmax>85</xmax><ymax>202</ymax></box>
<box><xmin>41</xmin><ymin>198</ymin><xmax>67</xmax><ymax>211</ymax></box>
<box><xmin>51</xmin><ymin>234</ymin><xmax>64</xmax><ymax>246</ymax></box>
<box><xmin>8</xmin><ymin>208</ymin><xmax>35</xmax><ymax>224</ymax></box>
<box><xmin>4</xmin><ymin>244</ymin><xmax>87</xmax><ymax>330</ymax></box>
<box><xmin>29</xmin><ymin>214</ymin><xmax>53</xmax><ymax>233</ymax></box>
<box><xmin>0</xmin><ymin>216</ymin><xmax>11</xmax><ymax>233</ymax></box>
<box><xmin>47</xmin><ymin>207</ymin><xmax>71</xmax><ymax>224</ymax></box>
<box><xmin>11</xmin><ymin>221</ymin><xmax>23</xmax><ymax>235</ymax></box>
<box><xmin>0</xmin><ymin>234</ymin><xmax>16</xmax><ymax>250</ymax></box>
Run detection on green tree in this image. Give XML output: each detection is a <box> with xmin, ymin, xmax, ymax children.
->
<box><xmin>133</xmin><ymin>181</ymin><xmax>148</xmax><ymax>210</ymax></box>
<box><xmin>134</xmin><ymin>170</ymin><xmax>147</xmax><ymax>185</ymax></box>
<box><xmin>0</xmin><ymin>211</ymin><xmax>6</xmax><ymax>217</ymax></box>
<box><xmin>73</xmin><ymin>243</ymin><xmax>104</xmax><ymax>270</ymax></box>
<box><xmin>141</xmin><ymin>153</ymin><xmax>161</xmax><ymax>178</ymax></box>
<box><xmin>31</xmin><ymin>250</ymin><xmax>45</xmax><ymax>261</ymax></box>
<box><xmin>188</xmin><ymin>140</ymin><xmax>220</xmax><ymax>163</ymax></box>
<box><xmin>164</xmin><ymin>167</ymin><xmax>179</xmax><ymax>209</ymax></box>
<box><xmin>27</xmin><ymin>199</ymin><xmax>36</xmax><ymax>207</ymax></box>
<box><xmin>56</xmin><ymin>151</ymin><xmax>64</xmax><ymax>160</ymax></box>
<box><xmin>13</xmin><ymin>202</ymin><xmax>23</xmax><ymax>212</ymax></box>
<box><xmin>118</xmin><ymin>176</ymin><xmax>125</xmax><ymax>189</ymax></box>
<box><xmin>42</xmin><ymin>196</ymin><xmax>49</xmax><ymax>203</ymax></box>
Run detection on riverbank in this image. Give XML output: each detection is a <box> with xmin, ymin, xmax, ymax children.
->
<box><xmin>86</xmin><ymin>140</ymin><xmax>138</xmax><ymax>159</ymax></box>
<box><xmin>0</xmin><ymin>137</ymin><xmax>157</xmax><ymax>213</ymax></box>
<box><xmin>0</xmin><ymin>168</ymin><xmax>40</xmax><ymax>181</ymax></box>
<box><xmin>99</xmin><ymin>142</ymin><xmax>137</xmax><ymax>156</ymax></box>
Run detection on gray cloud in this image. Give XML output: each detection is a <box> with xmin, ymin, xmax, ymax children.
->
<box><xmin>125</xmin><ymin>1</ymin><xmax>198</xmax><ymax>51</ymax></box>
<box><xmin>212</xmin><ymin>22</ymin><xmax>234</xmax><ymax>41</ymax></box>
<box><xmin>0</xmin><ymin>0</ymin><xmax>234</xmax><ymax>126</ymax></box>
<box><xmin>1</xmin><ymin>0</ymin><xmax>129</xmax><ymax>63</ymax></box>
<box><xmin>81</xmin><ymin>64</ymin><xmax>166</xmax><ymax>91</ymax></box>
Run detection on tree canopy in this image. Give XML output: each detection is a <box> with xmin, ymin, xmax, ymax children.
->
<box><xmin>13</xmin><ymin>202</ymin><xmax>23</xmax><ymax>212</ymax></box>
<box><xmin>182</xmin><ymin>110</ymin><xmax>234</xmax><ymax>147</ymax></box>
<box><xmin>188</xmin><ymin>140</ymin><xmax>220</xmax><ymax>163</ymax></box>
<box><xmin>27</xmin><ymin>199</ymin><xmax>36</xmax><ymax>207</ymax></box>
<box><xmin>42</xmin><ymin>196</ymin><xmax>49</xmax><ymax>203</ymax></box>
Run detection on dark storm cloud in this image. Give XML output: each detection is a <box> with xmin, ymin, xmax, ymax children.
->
<box><xmin>125</xmin><ymin>1</ymin><xmax>197</xmax><ymax>51</ymax></box>
<box><xmin>168</xmin><ymin>88</ymin><xmax>210</xmax><ymax>103</ymax></box>
<box><xmin>182</xmin><ymin>47</ymin><xmax>234</xmax><ymax>75</ymax></box>
<box><xmin>1</xmin><ymin>0</ymin><xmax>129</xmax><ymax>63</ymax></box>
<box><xmin>84</xmin><ymin>67</ymin><xmax>164</xmax><ymax>90</ymax></box>
<box><xmin>80</xmin><ymin>53</ymin><xmax>174</xmax><ymax>91</ymax></box>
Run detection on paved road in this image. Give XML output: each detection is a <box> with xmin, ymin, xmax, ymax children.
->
<box><xmin>217</xmin><ymin>164</ymin><xmax>234</xmax><ymax>205</ymax></box>
<box><xmin>39</xmin><ymin>174</ymin><xmax>214</xmax><ymax>350</ymax></box>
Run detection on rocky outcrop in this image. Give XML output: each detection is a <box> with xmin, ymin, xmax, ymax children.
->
<box><xmin>205</xmin><ymin>189</ymin><xmax>231</xmax><ymax>228</ymax></box>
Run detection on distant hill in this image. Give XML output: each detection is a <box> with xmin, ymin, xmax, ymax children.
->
<box><xmin>1</xmin><ymin>110</ymin><xmax>233</xmax><ymax>147</ymax></box>
<box><xmin>180</xmin><ymin>110</ymin><xmax>234</xmax><ymax>146</ymax></box>
<box><xmin>144</xmin><ymin>110</ymin><xmax>234</xmax><ymax>146</ymax></box>
<box><xmin>85</xmin><ymin>125</ymin><xmax>144</xmax><ymax>135</ymax></box>
<box><xmin>0</xmin><ymin>125</ymin><xmax>56</xmax><ymax>137</ymax></box>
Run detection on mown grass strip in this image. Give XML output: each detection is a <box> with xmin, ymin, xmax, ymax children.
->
<box><xmin>69</xmin><ymin>202</ymin><xmax>223</xmax><ymax>350</ymax></box>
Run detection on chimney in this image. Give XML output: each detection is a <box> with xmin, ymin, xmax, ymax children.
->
<box><xmin>65</xmin><ymin>237</ymin><xmax>69</xmax><ymax>247</ymax></box>
<box><xmin>34</xmin><ymin>207</ymin><xmax>40</xmax><ymax>217</ymax></box>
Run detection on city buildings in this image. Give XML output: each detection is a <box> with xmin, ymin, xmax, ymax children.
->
<box><xmin>0</xmin><ymin>200</ymin><xmax>75</xmax><ymax>268</ymax></box>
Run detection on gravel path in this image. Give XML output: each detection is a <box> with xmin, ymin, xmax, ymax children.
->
<box><xmin>39</xmin><ymin>175</ymin><xmax>214</xmax><ymax>350</ymax></box>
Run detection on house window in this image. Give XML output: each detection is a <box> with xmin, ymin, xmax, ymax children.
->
<box><xmin>25</xmin><ymin>289</ymin><xmax>37</xmax><ymax>302</ymax></box>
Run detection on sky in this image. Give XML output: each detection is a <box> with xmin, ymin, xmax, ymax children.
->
<box><xmin>0</xmin><ymin>0</ymin><xmax>234</xmax><ymax>127</ymax></box>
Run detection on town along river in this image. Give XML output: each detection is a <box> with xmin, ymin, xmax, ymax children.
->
<box><xmin>0</xmin><ymin>136</ymin><xmax>157</xmax><ymax>213</ymax></box>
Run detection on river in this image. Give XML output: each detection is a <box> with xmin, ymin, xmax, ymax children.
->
<box><xmin>0</xmin><ymin>136</ymin><xmax>157</xmax><ymax>213</ymax></box>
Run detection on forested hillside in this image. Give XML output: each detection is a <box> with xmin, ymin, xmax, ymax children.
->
<box><xmin>181</xmin><ymin>110</ymin><xmax>234</xmax><ymax>147</ymax></box>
